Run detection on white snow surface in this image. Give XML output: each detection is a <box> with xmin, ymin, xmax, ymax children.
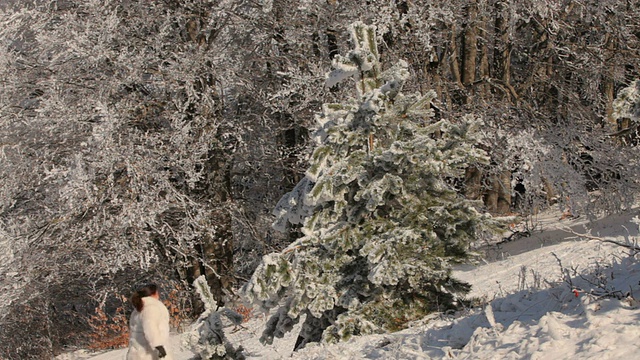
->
<box><xmin>58</xmin><ymin>208</ymin><xmax>640</xmax><ymax>359</ymax></box>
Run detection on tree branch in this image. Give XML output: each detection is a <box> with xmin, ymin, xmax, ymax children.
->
<box><xmin>562</xmin><ymin>228</ymin><xmax>640</xmax><ymax>252</ymax></box>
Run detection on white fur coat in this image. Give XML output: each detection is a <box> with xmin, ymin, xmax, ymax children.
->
<box><xmin>126</xmin><ymin>296</ymin><xmax>173</xmax><ymax>360</ymax></box>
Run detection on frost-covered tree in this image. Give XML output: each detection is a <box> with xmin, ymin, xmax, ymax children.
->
<box><xmin>244</xmin><ymin>22</ymin><xmax>497</xmax><ymax>349</ymax></box>
<box><xmin>0</xmin><ymin>0</ymin><xmax>292</xmax><ymax>356</ymax></box>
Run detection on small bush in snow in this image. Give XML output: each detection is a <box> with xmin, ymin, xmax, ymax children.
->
<box><xmin>183</xmin><ymin>276</ymin><xmax>245</xmax><ymax>360</ymax></box>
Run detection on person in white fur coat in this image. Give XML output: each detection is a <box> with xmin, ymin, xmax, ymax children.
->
<box><xmin>126</xmin><ymin>284</ymin><xmax>173</xmax><ymax>360</ymax></box>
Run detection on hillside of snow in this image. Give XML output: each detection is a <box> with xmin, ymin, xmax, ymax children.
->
<box><xmin>58</xmin><ymin>207</ymin><xmax>640</xmax><ymax>359</ymax></box>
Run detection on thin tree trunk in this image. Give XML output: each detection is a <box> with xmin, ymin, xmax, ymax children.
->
<box><xmin>449</xmin><ymin>23</ymin><xmax>463</xmax><ymax>89</ymax></box>
<box><xmin>485</xmin><ymin>171</ymin><xmax>511</xmax><ymax>214</ymax></box>
<box><xmin>462</xmin><ymin>0</ymin><xmax>478</xmax><ymax>89</ymax></box>
<box><xmin>603</xmin><ymin>33</ymin><xmax>617</xmax><ymax>130</ymax></box>
<box><xmin>494</xmin><ymin>0</ymin><xmax>512</xmax><ymax>100</ymax></box>
<box><xmin>464</xmin><ymin>166</ymin><xmax>483</xmax><ymax>201</ymax></box>
<box><xmin>478</xmin><ymin>6</ymin><xmax>490</xmax><ymax>98</ymax></box>
<box><xmin>202</xmin><ymin>143</ymin><xmax>235</xmax><ymax>304</ymax></box>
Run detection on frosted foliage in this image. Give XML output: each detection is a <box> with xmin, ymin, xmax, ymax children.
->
<box><xmin>503</xmin><ymin>129</ymin><xmax>552</xmax><ymax>200</ymax></box>
<box><xmin>312</xmin><ymin>104</ymin><xmax>357</xmax><ymax>146</ymax></box>
<box><xmin>613</xmin><ymin>80</ymin><xmax>640</xmax><ymax>122</ymax></box>
<box><xmin>517</xmin><ymin>0</ymin><xmax>562</xmax><ymax>21</ymax></box>
<box><xmin>325</xmin><ymin>22</ymin><xmax>381</xmax><ymax>97</ymax></box>
<box><xmin>0</xmin><ymin>226</ymin><xmax>19</xmax><ymax>320</ymax></box>
<box><xmin>355</xmin><ymin>174</ymin><xmax>403</xmax><ymax>212</ymax></box>
<box><xmin>323</xmin><ymin>314</ymin><xmax>380</xmax><ymax>343</ymax></box>
<box><xmin>261</xmin><ymin>0</ymin><xmax>273</xmax><ymax>13</ymax></box>
<box><xmin>360</xmin><ymin>228</ymin><xmax>448</xmax><ymax>288</ymax></box>
<box><xmin>0</xmin><ymin>2</ymin><xmax>268</xmax><ymax>350</ymax></box>
<box><xmin>184</xmin><ymin>276</ymin><xmax>244</xmax><ymax>360</ymax></box>
<box><xmin>244</xmin><ymin>23</ymin><xmax>497</xmax><ymax>348</ymax></box>
<box><xmin>272</xmin><ymin>177</ymin><xmax>315</xmax><ymax>232</ymax></box>
<box><xmin>195</xmin><ymin>275</ymin><xmax>219</xmax><ymax>313</ymax></box>
<box><xmin>325</xmin><ymin>62</ymin><xmax>359</xmax><ymax>89</ymax></box>
<box><xmin>295</xmin><ymin>0</ymin><xmax>314</xmax><ymax>11</ymax></box>
<box><xmin>243</xmin><ymin>253</ymin><xmax>296</xmax><ymax>307</ymax></box>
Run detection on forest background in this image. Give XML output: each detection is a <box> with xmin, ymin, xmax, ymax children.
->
<box><xmin>1</xmin><ymin>0</ymin><xmax>639</xmax><ymax>358</ymax></box>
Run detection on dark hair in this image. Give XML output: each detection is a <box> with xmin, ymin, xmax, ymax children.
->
<box><xmin>131</xmin><ymin>284</ymin><xmax>158</xmax><ymax>312</ymax></box>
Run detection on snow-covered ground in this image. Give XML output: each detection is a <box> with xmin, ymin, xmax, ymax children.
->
<box><xmin>58</xmin><ymin>208</ymin><xmax>640</xmax><ymax>359</ymax></box>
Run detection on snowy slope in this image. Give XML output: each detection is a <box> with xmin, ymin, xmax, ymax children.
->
<box><xmin>58</xmin><ymin>208</ymin><xmax>640</xmax><ymax>359</ymax></box>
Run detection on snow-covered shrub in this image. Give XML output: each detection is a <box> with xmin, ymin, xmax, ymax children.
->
<box><xmin>553</xmin><ymin>216</ymin><xmax>640</xmax><ymax>302</ymax></box>
<box><xmin>183</xmin><ymin>276</ymin><xmax>245</xmax><ymax>360</ymax></box>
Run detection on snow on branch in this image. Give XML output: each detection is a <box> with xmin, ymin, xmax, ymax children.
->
<box><xmin>562</xmin><ymin>225</ymin><xmax>640</xmax><ymax>253</ymax></box>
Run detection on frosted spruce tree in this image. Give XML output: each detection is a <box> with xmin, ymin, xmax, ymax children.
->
<box><xmin>243</xmin><ymin>22</ymin><xmax>496</xmax><ymax>349</ymax></box>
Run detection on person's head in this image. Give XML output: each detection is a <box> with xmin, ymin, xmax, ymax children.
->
<box><xmin>131</xmin><ymin>284</ymin><xmax>159</xmax><ymax>312</ymax></box>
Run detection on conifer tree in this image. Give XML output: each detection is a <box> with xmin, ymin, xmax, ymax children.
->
<box><xmin>243</xmin><ymin>22</ymin><xmax>497</xmax><ymax>349</ymax></box>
